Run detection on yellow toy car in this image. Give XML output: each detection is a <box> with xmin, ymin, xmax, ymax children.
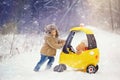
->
<box><xmin>54</xmin><ymin>27</ymin><xmax>100</xmax><ymax>74</ymax></box>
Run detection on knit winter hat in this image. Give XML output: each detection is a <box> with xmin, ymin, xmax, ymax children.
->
<box><xmin>44</xmin><ymin>24</ymin><xmax>57</xmax><ymax>33</ymax></box>
<box><xmin>44</xmin><ymin>24</ymin><xmax>59</xmax><ymax>37</ymax></box>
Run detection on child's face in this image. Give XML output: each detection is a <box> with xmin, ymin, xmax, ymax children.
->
<box><xmin>51</xmin><ymin>29</ymin><xmax>57</xmax><ymax>36</ymax></box>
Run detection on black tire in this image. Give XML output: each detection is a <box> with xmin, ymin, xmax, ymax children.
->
<box><xmin>95</xmin><ymin>65</ymin><xmax>99</xmax><ymax>73</ymax></box>
<box><xmin>60</xmin><ymin>64</ymin><xmax>67</xmax><ymax>70</ymax></box>
<box><xmin>86</xmin><ymin>65</ymin><xmax>96</xmax><ymax>74</ymax></box>
<box><xmin>53</xmin><ymin>65</ymin><xmax>59</xmax><ymax>72</ymax></box>
<box><xmin>53</xmin><ymin>65</ymin><xmax>64</xmax><ymax>72</ymax></box>
<box><xmin>53</xmin><ymin>64</ymin><xmax>67</xmax><ymax>72</ymax></box>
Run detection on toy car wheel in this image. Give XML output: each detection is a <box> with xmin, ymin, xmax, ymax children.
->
<box><xmin>53</xmin><ymin>64</ymin><xmax>66</xmax><ymax>72</ymax></box>
<box><xmin>60</xmin><ymin>64</ymin><xmax>67</xmax><ymax>70</ymax></box>
<box><xmin>53</xmin><ymin>65</ymin><xmax>60</xmax><ymax>72</ymax></box>
<box><xmin>95</xmin><ymin>65</ymin><xmax>99</xmax><ymax>72</ymax></box>
<box><xmin>87</xmin><ymin>65</ymin><xmax>96</xmax><ymax>74</ymax></box>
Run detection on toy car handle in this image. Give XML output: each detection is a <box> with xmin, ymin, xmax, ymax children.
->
<box><xmin>63</xmin><ymin>31</ymin><xmax>75</xmax><ymax>53</ymax></box>
<box><xmin>68</xmin><ymin>45</ymin><xmax>75</xmax><ymax>53</ymax></box>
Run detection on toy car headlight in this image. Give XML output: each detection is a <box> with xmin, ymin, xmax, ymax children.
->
<box><xmin>89</xmin><ymin>51</ymin><xmax>94</xmax><ymax>55</ymax></box>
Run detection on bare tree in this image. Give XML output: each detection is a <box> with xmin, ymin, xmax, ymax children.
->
<box><xmin>109</xmin><ymin>0</ymin><xmax>114</xmax><ymax>31</ymax></box>
<box><xmin>13</xmin><ymin>0</ymin><xmax>26</xmax><ymax>22</ymax></box>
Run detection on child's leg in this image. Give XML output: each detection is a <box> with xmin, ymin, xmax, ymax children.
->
<box><xmin>46</xmin><ymin>56</ymin><xmax>55</xmax><ymax>69</ymax></box>
<box><xmin>34</xmin><ymin>54</ymin><xmax>48</xmax><ymax>71</ymax></box>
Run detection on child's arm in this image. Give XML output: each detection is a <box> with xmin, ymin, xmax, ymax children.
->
<box><xmin>46</xmin><ymin>37</ymin><xmax>64</xmax><ymax>49</ymax></box>
<box><xmin>58</xmin><ymin>39</ymin><xmax>66</xmax><ymax>44</ymax></box>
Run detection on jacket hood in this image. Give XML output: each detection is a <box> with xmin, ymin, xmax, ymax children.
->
<box><xmin>44</xmin><ymin>24</ymin><xmax>59</xmax><ymax>37</ymax></box>
<box><xmin>44</xmin><ymin>24</ymin><xmax>57</xmax><ymax>33</ymax></box>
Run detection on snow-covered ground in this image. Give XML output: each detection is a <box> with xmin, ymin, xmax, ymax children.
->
<box><xmin>0</xmin><ymin>27</ymin><xmax>120</xmax><ymax>80</ymax></box>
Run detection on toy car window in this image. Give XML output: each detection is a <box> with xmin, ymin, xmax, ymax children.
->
<box><xmin>71</xmin><ymin>31</ymin><xmax>87</xmax><ymax>50</ymax></box>
<box><xmin>87</xmin><ymin>34</ymin><xmax>97</xmax><ymax>49</ymax></box>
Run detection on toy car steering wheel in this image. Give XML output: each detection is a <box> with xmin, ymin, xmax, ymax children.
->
<box><xmin>69</xmin><ymin>46</ymin><xmax>75</xmax><ymax>53</ymax></box>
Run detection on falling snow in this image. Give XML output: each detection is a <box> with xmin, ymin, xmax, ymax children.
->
<box><xmin>0</xmin><ymin>0</ymin><xmax>120</xmax><ymax>80</ymax></box>
<box><xmin>0</xmin><ymin>0</ymin><xmax>119</xmax><ymax>33</ymax></box>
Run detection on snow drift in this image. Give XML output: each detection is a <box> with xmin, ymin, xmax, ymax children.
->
<box><xmin>0</xmin><ymin>26</ymin><xmax>120</xmax><ymax>80</ymax></box>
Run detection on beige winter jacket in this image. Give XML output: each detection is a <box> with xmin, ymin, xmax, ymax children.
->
<box><xmin>40</xmin><ymin>35</ymin><xmax>64</xmax><ymax>56</ymax></box>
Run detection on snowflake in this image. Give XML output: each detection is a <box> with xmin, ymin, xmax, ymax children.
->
<box><xmin>33</xmin><ymin>21</ymin><xmax>39</xmax><ymax>25</ymax></box>
<box><xmin>3</xmin><ymin>1</ymin><xmax>7</xmax><ymax>4</ymax></box>
<box><xmin>53</xmin><ymin>18</ymin><xmax>56</xmax><ymax>21</ymax></box>
<box><xmin>81</xmin><ymin>16</ymin><xmax>85</xmax><ymax>18</ymax></box>
<box><xmin>35</xmin><ymin>1</ymin><xmax>39</xmax><ymax>4</ymax></box>
<box><xmin>62</xmin><ymin>0</ymin><xmax>65</xmax><ymax>3</ymax></box>
<box><xmin>24</xmin><ymin>5</ymin><xmax>30</xmax><ymax>10</ymax></box>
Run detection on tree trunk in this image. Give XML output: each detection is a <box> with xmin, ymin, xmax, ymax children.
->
<box><xmin>109</xmin><ymin>0</ymin><xmax>114</xmax><ymax>31</ymax></box>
